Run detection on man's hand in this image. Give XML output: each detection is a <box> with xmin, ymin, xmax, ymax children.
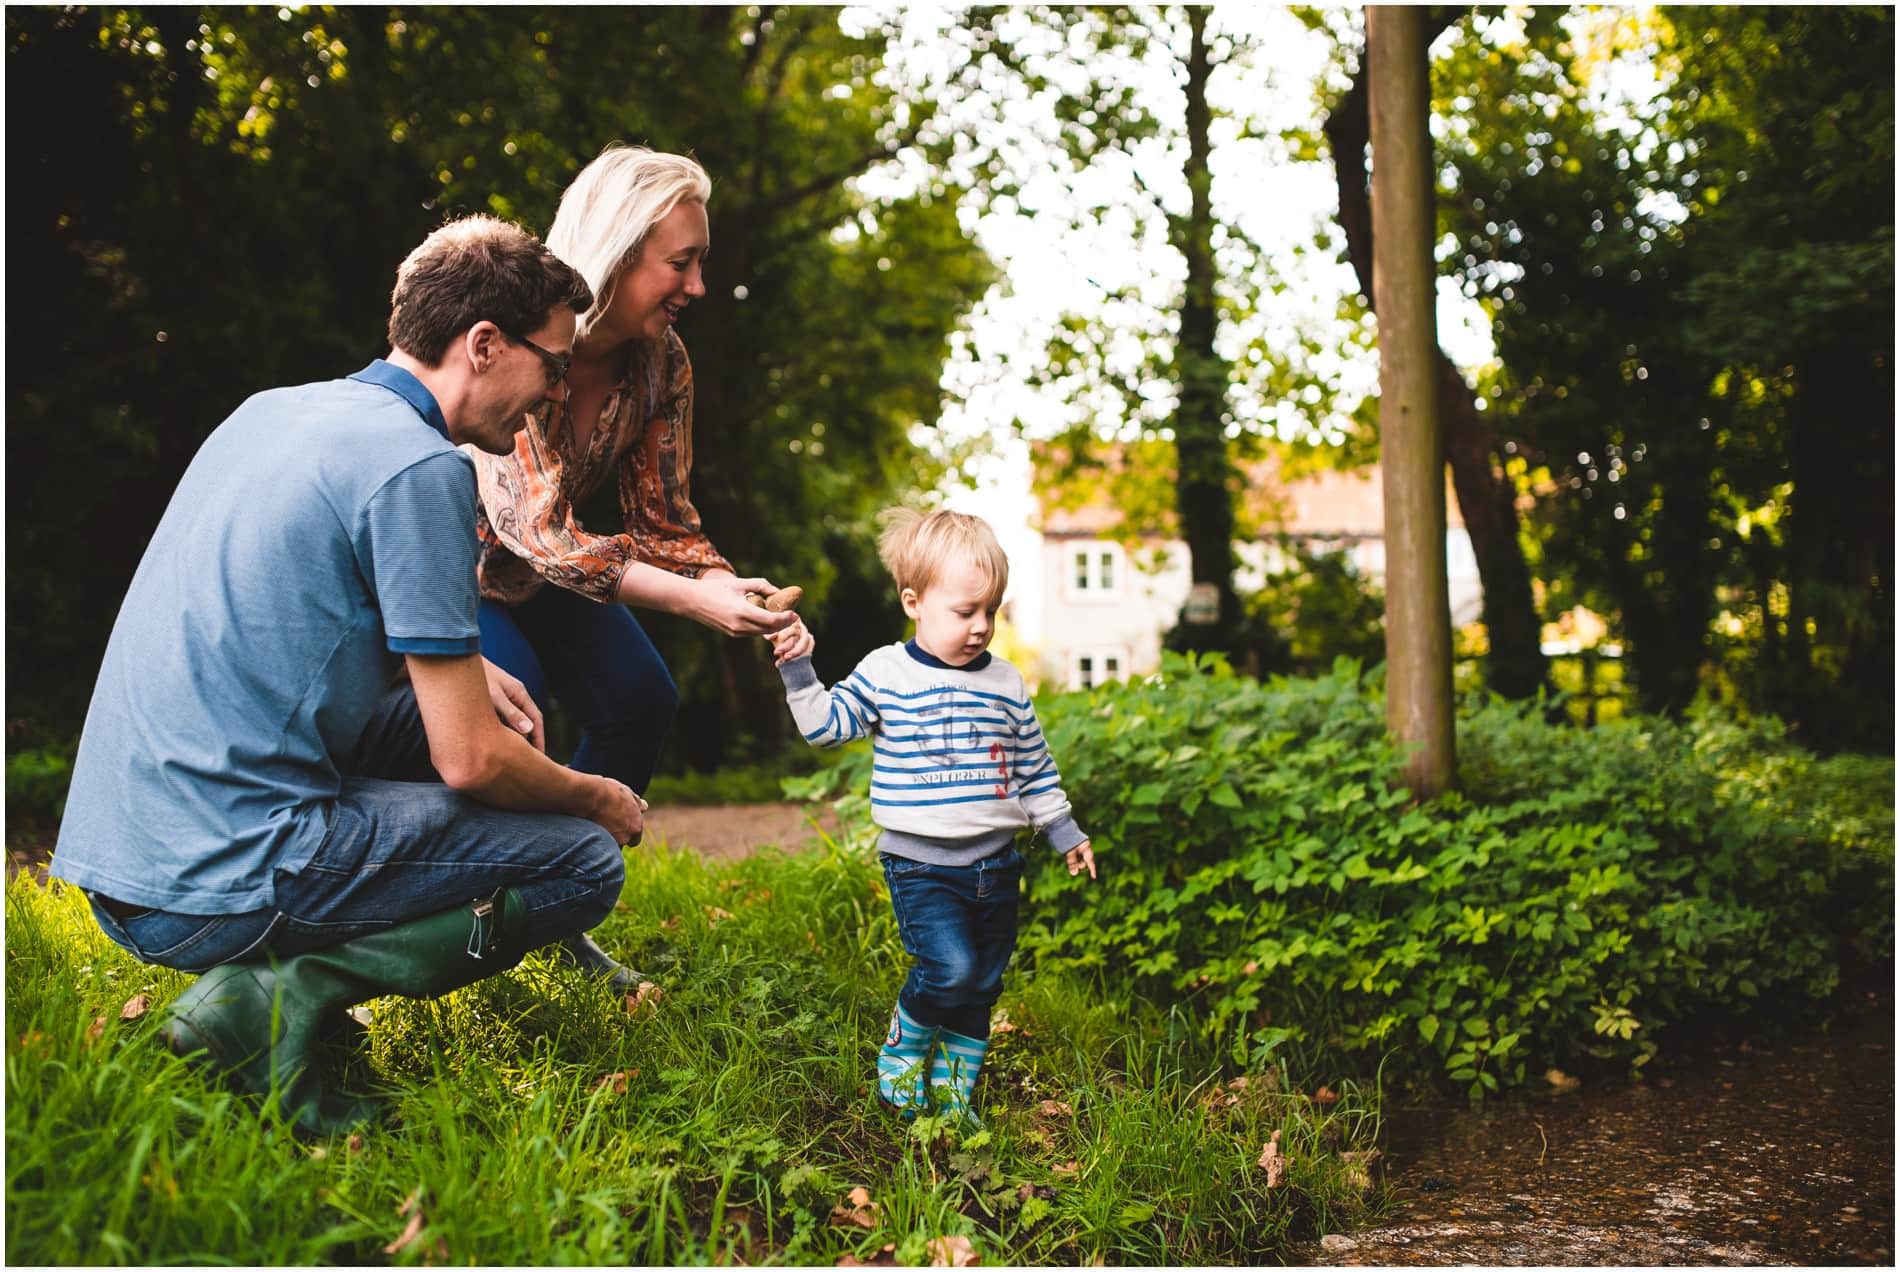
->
<box><xmin>1065</xmin><ymin>839</ymin><xmax>1098</xmax><ymax>880</ymax></box>
<box><xmin>687</xmin><ymin>570</ymin><xmax>799</xmax><ymax>639</ymax></box>
<box><xmin>586</xmin><ymin>775</ymin><xmax>646</xmax><ymax>846</ymax></box>
<box><xmin>482</xmin><ymin>657</ymin><xmax>544</xmax><ymax>752</ymax></box>
<box><xmin>770</xmin><ymin>616</ymin><xmax>815</xmax><ymax>666</ymax></box>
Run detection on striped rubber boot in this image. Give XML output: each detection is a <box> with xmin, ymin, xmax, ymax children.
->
<box><xmin>928</xmin><ymin>1027</ymin><xmax>991</xmax><ymax>1122</ymax></box>
<box><xmin>876</xmin><ymin>1001</ymin><xmax>938</xmax><ymax>1115</ymax></box>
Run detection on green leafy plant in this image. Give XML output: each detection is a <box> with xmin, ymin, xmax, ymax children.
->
<box><xmin>992</xmin><ymin>652</ymin><xmax>1894</xmax><ymax>1099</ymax></box>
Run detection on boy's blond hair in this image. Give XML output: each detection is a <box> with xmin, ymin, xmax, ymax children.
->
<box><xmin>877</xmin><ymin>508</ymin><xmax>1010</xmax><ymax>606</ymax></box>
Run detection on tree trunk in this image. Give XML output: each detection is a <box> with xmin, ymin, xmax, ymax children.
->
<box><xmin>1170</xmin><ymin>6</ymin><xmax>1241</xmax><ymax>645</ymax></box>
<box><xmin>1324</xmin><ymin>29</ymin><xmax>1549</xmax><ymax>700</ymax></box>
<box><xmin>1369</xmin><ymin>5</ymin><xmax>1456</xmax><ymax>794</ymax></box>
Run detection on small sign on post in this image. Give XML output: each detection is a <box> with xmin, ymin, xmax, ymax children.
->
<box><xmin>1184</xmin><ymin>582</ymin><xmax>1220</xmax><ymax>626</ymax></box>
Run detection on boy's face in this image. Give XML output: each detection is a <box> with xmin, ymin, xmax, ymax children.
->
<box><xmin>902</xmin><ymin>559</ymin><xmax>1000</xmax><ymax>667</ymax></box>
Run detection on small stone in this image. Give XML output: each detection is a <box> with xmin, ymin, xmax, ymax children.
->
<box><xmin>1319</xmin><ymin>1234</ymin><xmax>1356</xmax><ymax>1253</ymax></box>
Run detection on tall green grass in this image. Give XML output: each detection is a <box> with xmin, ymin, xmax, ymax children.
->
<box><xmin>7</xmin><ymin>834</ymin><xmax>1378</xmax><ymax>1265</ymax></box>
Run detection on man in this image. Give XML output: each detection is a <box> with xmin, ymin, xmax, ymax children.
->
<box><xmin>50</xmin><ymin>215</ymin><xmax>644</xmax><ymax>1133</ymax></box>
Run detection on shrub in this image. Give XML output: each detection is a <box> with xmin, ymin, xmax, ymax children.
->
<box><xmin>996</xmin><ymin>653</ymin><xmax>1893</xmax><ymax>1100</ymax></box>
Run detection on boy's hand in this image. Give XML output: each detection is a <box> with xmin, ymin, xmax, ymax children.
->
<box><xmin>1065</xmin><ymin>839</ymin><xmax>1097</xmax><ymax>880</ymax></box>
<box><xmin>770</xmin><ymin>616</ymin><xmax>815</xmax><ymax>666</ymax></box>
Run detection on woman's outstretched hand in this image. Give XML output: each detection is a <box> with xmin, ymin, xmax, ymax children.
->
<box><xmin>687</xmin><ymin>570</ymin><xmax>799</xmax><ymax>638</ymax></box>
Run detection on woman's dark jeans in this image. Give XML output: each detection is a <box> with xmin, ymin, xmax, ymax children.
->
<box><xmin>882</xmin><ymin>848</ymin><xmax>1023</xmax><ymax>1040</ymax></box>
<box><xmin>86</xmin><ymin>684</ymin><xmax>625</xmax><ymax>972</ymax></box>
<box><xmin>478</xmin><ymin>589</ymin><xmax>678</xmax><ymax>795</ymax></box>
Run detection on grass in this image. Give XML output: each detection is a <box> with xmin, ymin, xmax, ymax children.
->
<box><xmin>6</xmin><ymin>832</ymin><xmax>1381</xmax><ymax>1265</ymax></box>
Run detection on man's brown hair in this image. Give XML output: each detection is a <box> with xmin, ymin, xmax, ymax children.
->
<box><xmin>387</xmin><ymin>215</ymin><xmax>592</xmax><ymax>365</ymax></box>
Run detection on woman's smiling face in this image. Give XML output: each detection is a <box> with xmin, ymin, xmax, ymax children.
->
<box><xmin>599</xmin><ymin>198</ymin><xmax>709</xmax><ymax>344</ymax></box>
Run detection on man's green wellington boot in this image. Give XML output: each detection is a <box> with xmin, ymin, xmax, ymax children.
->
<box><xmin>162</xmin><ymin>889</ymin><xmax>532</xmax><ymax>1135</ymax></box>
<box><xmin>552</xmin><ymin>932</ymin><xmax>644</xmax><ymax>990</ymax></box>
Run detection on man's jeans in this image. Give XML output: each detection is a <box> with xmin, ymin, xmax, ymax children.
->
<box><xmin>478</xmin><ymin>591</ymin><xmax>679</xmax><ymax>795</ymax></box>
<box><xmin>87</xmin><ymin>684</ymin><xmax>625</xmax><ymax>973</ymax></box>
<box><xmin>882</xmin><ymin>847</ymin><xmax>1023</xmax><ymax>1040</ymax></box>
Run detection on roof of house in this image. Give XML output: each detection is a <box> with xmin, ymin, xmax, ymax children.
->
<box><xmin>1034</xmin><ymin>443</ymin><xmax>1463</xmax><ymax>539</ymax></box>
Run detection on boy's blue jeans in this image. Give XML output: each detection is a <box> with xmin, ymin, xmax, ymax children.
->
<box><xmin>478</xmin><ymin>591</ymin><xmax>679</xmax><ymax>795</ymax></box>
<box><xmin>882</xmin><ymin>847</ymin><xmax>1023</xmax><ymax>1040</ymax></box>
<box><xmin>86</xmin><ymin>683</ymin><xmax>625</xmax><ymax>973</ymax></box>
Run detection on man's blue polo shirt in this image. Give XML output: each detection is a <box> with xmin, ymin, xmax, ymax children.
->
<box><xmin>51</xmin><ymin>362</ymin><xmax>482</xmax><ymax>913</ymax></box>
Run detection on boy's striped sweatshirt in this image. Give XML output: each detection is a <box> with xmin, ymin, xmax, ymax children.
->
<box><xmin>778</xmin><ymin>641</ymin><xmax>1087</xmax><ymax>866</ymax></box>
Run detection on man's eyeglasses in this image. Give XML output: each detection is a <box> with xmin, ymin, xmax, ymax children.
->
<box><xmin>499</xmin><ymin>326</ymin><xmax>573</xmax><ymax>386</ymax></box>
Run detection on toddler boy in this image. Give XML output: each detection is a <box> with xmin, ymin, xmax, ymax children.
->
<box><xmin>769</xmin><ymin>509</ymin><xmax>1096</xmax><ymax>1120</ymax></box>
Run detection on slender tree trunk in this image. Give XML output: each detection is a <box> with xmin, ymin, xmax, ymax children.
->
<box><xmin>1170</xmin><ymin>6</ymin><xmax>1240</xmax><ymax>646</ymax></box>
<box><xmin>1324</xmin><ymin>36</ymin><xmax>1548</xmax><ymax>700</ymax></box>
<box><xmin>1369</xmin><ymin>6</ymin><xmax>1455</xmax><ymax>794</ymax></box>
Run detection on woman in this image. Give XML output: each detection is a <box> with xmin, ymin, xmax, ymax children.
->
<box><xmin>468</xmin><ymin>146</ymin><xmax>795</xmax><ymax>985</ymax></box>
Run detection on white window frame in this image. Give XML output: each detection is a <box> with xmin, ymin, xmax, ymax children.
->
<box><xmin>1069</xmin><ymin>645</ymin><xmax>1128</xmax><ymax>690</ymax></box>
<box><xmin>1062</xmin><ymin>540</ymin><xmax>1124</xmax><ymax>601</ymax></box>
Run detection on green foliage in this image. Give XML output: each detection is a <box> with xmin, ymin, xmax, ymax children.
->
<box><xmin>5</xmin><ymin>743</ymin><xmax>76</xmax><ymax>822</ymax></box>
<box><xmin>1007</xmin><ymin>653</ymin><xmax>1891</xmax><ymax>1100</ymax></box>
<box><xmin>1431</xmin><ymin>7</ymin><xmax>1894</xmax><ymax>746</ymax></box>
<box><xmin>7</xmin><ymin>836</ymin><xmax>1380</xmax><ymax>1265</ymax></box>
<box><xmin>1240</xmin><ymin>539</ymin><xmax>1386</xmax><ymax>678</ymax></box>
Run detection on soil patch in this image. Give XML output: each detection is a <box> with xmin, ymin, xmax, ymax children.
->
<box><xmin>641</xmin><ymin>801</ymin><xmax>839</xmax><ymax>863</ymax></box>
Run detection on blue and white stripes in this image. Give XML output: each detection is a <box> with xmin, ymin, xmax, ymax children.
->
<box><xmin>779</xmin><ymin>644</ymin><xmax>1083</xmax><ymax>854</ymax></box>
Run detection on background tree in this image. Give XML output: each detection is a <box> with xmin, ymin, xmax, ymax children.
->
<box><xmin>1320</xmin><ymin>5</ymin><xmax>1549</xmax><ymax>700</ymax></box>
<box><xmin>1368</xmin><ymin>4</ymin><xmax>1456</xmax><ymax>794</ymax></box>
<box><xmin>1431</xmin><ymin>6</ymin><xmax>1892</xmax><ymax>747</ymax></box>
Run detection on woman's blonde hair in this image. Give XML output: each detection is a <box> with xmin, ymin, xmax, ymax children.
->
<box><xmin>877</xmin><ymin>508</ymin><xmax>1010</xmax><ymax>606</ymax></box>
<box><xmin>547</xmin><ymin>144</ymin><xmax>712</xmax><ymax>342</ymax></box>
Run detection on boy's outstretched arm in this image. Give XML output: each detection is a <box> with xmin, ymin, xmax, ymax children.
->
<box><xmin>776</xmin><ymin>637</ymin><xmax>882</xmax><ymax>749</ymax></box>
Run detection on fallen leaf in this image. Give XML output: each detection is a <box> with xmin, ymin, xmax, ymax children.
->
<box><xmin>1228</xmin><ymin>1076</ymin><xmax>1250</xmax><ymax>1091</ymax></box>
<box><xmin>1037</xmin><ymin>1099</ymin><xmax>1073</xmax><ymax>1118</ymax></box>
<box><xmin>1052</xmin><ymin>1160</ymin><xmax>1079</xmax><ymax>1177</ymax></box>
<box><xmin>87</xmin><ymin>1015</ymin><xmax>106</xmax><ymax>1041</ymax></box>
<box><xmin>1311</xmin><ymin>1084</ymin><xmax>1338</xmax><ymax>1106</ymax></box>
<box><xmin>1545</xmin><ymin>1067</ymin><xmax>1582</xmax><ymax>1092</ymax></box>
<box><xmin>594</xmin><ymin>1069</ymin><xmax>638</xmax><ymax>1094</ymax></box>
<box><xmin>1258</xmin><ymin>1129</ymin><xmax>1287</xmax><ymax>1189</ymax></box>
<box><xmin>1017</xmin><ymin>1182</ymin><xmax>1036</xmax><ymax>1201</ymax></box>
<box><xmin>384</xmin><ymin>1210</ymin><xmax>426</xmax><ymax>1256</ymax></box>
<box><xmin>928</xmin><ymin>1234</ymin><xmax>979</xmax><ymax>1266</ymax></box>
<box><xmin>660</xmin><ymin>915</ymin><xmax>682</xmax><ymax>931</ymax></box>
<box><xmin>120</xmin><ymin>993</ymin><xmax>151</xmax><ymax>1021</ymax></box>
<box><xmin>705</xmin><ymin>906</ymin><xmax>735</xmax><ymax>924</ymax></box>
<box><xmin>835</xmin><ymin>1243</ymin><xmax>898</xmax><ymax>1267</ymax></box>
<box><xmin>829</xmin><ymin>1185</ymin><xmax>880</xmax><ymax>1230</ymax></box>
<box><xmin>990</xmin><ymin>1011</ymin><xmax>1017</xmax><ymax>1036</ymax></box>
<box><xmin>624</xmin><ymin>983</ymin><xmax>663</xmax><ymax>1014</ymax></box>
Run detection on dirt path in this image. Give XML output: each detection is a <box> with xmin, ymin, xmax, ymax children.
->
<box><xmin>1296</xmin><ymin>993</ymin><xmax>1895</xmax><ymax>1267</ymax></box>
<box><xmin>640</xmin><ymin>801</ymin><xmax>839</xmax><ymax>863</ymax></box>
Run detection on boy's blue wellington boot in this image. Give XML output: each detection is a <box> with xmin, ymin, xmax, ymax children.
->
<box><xmin>876</xmin><ymin>1000</ymin><xmax>939</xmax><ymax>1116</ymax></box>
<box><xmin>928</xmin><ymin>1027</ymin><xmax>991</xmax><ymax>1123</ymax></box>
<box><xmin>162</xmin><ymin>888</ymin><xmax>532</xmax><ymax>1136</ymax></box>
<box><xmin>552</xmin><ymin>932</ymin><xmax>645</xmax><ymax>990</ymax></box>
